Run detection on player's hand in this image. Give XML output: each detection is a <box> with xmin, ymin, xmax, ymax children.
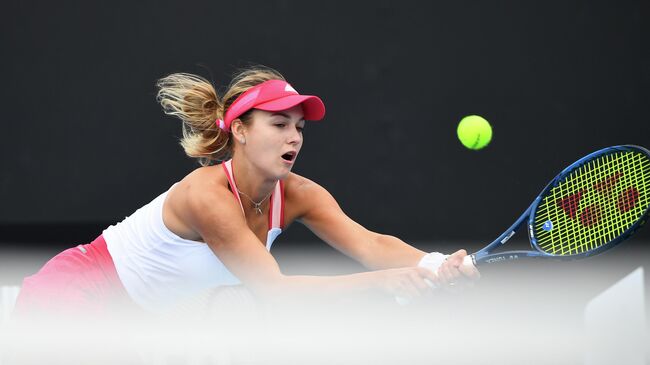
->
<box><xmin>377</xmin><ymin>267</ymin><xmax>437</xmax><ymax>301</ymax></box>
<box><xmin>434</xmin><ymin>249</ymin><xmax>481</xmax><ymax>290</ymax></box>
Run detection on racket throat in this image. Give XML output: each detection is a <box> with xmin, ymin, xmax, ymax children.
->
<box><xmin>475</xmin><ymin>250</ymin><xmax>546</xmax><ymax>265</ymax></box>
<box><xmin>500</xmin><ymin>230</ymin><xmax>516</xmax><ymax>244</ymax></box>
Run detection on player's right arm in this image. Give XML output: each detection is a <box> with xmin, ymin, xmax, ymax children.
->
<box><xmin>177</xmin><ymin>170</ymin><xmax>436</xmax><ymax>302</ymax></box>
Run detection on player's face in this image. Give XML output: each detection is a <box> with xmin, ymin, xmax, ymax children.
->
<box><xmin>244</xmin><ymin>105</ymin><xmax>305</xmax><ymax>179</ymax></box>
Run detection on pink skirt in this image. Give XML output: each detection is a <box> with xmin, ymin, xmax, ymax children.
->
<box><xmin>13</xmin><ymin>235</ymin><xmax>138</xmax><ymax>318</ymax></box>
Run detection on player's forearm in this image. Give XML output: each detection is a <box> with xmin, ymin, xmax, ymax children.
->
<box><xmin>357</xmin><ymin>233</ymin><xmax>427</xmax><ymax>270</ymax></box>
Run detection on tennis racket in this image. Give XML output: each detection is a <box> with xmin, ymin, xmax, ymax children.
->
<box><xmin>397</xmin><ymin>145</ymin><xmax>650</xmax><ymax>304</ymax></box>
<box><xmin>458</xmin><ymin>144</ymin><xmax>650</xmax><ymax>270</ymax></box>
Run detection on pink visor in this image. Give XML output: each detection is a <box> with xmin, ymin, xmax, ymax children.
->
<box><xmin>220</xmin><ymin>79</ymin><xmax>325</xmax><ymax>132</ymax></box>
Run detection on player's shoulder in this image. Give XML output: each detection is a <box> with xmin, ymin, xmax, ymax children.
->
<box><xmin>284</xmin><ymin>172</ymin><xmax>324</xmax><ymax>196</ymax></box>
<box><xmin>283</xmin><ymin>172</ymin><xmax>340</xmax><ymax>223</ymax></box>
<box><xmin>284</xmin><ymin>172</ymin><xmax>334</xmax><ymax>207</ymax></box>
<box><xmin>180</xmin><ymin>164</ymin><xmax>226</xmax><ymax>189</ymax></box>
<box><xmin>173</xmin><ymin>164</ymin><xmax>236</xmax><ymax>211</ymax></box>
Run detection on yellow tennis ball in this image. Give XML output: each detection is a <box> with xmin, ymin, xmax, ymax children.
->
<box><xmin>457</xmin><ymin>115</ymin><xmax>492</xmax><ymax>150</ymax></box>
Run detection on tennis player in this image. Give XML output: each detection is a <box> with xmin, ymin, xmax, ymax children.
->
<box><xmin>14</xmin><ymin>66</ymin><xmax>479</xmax><ymax>317</ymax></box>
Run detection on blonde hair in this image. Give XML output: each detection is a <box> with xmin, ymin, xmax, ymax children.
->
<box><xmin>156</xmin><ymin>66</ymin><xmax>285</xmax><ymax>166</ymax></box>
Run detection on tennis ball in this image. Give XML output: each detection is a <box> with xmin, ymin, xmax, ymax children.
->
<box><xmin>457</xmin><ymin>115</ymin><xmax>492</xmax><ymax>150</ymax></box>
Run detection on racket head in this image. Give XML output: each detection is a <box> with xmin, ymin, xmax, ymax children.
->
<box><xmin>528</xmin><ymin>145</ymin><xmax>650</xmax><ymax>259</ymax></box>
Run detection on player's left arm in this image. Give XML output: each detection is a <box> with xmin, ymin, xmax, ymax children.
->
<box><xmin>289</xmin><ymin>175</ymin><xmax>427</xmax><ymax>270</ymax></box>
<box><xmin>289</xmin><ymin>175</ymin><xmax>480</xmax><ymax>284</ymax></box>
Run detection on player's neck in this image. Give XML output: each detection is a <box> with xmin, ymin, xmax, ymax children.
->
<box><xmin>230</xmin><ymin>157</ymin><xmax>277</xmax><ymax>203</ymax></box>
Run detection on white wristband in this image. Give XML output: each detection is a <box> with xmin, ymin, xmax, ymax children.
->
<box><xmin>417</xmin><ymin>252</ymin><xmax>449</xmax><ymax>274</ymax></box>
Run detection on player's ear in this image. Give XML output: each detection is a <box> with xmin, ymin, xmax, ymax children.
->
<box><xmin>231</xmin><ymin>119</ymin><xmax>247</xmax><ymax>144</ymax></box>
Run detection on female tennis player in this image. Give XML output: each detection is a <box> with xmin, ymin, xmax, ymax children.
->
<box><xmin>14</xmin><ymin>66</ymin><xmax>479</xmax><ymax>316</ymax></box>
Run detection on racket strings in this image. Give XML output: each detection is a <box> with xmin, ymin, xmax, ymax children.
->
<box><xmin>567</xmin><ymin>151</ymin><xmax>646</xmax><ymax>253</ymax></box>
<box><xmin>557</xmin><ymin>152</ymin><xmax>647</xmax><ymax>254</ymax></box>
<box><xmin>571</xmin><ymin>152</ymin><xmax>649</xmax><ymax>252</ymax></box>
<box><xmin>534</xmin><ymin>150</ymin><xmax>650</xmax><ymax>255</ymax></box>
<box><xmin>570</xmin><ymin>153</ymin><xmax>624</xmax><ymax>253</ymax></box>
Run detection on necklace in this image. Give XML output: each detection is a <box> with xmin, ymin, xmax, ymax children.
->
<box><xmin>237</xmin><ymin>188</ymin><xmax>272</xmax><ymax>215</ymax></box>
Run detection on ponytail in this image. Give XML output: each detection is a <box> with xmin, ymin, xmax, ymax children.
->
<box><xmin>156</xmin><ymin>66</ymin><xmax>285</xmax><ymax>165</ymax></box>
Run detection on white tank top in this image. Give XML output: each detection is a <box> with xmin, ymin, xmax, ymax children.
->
<box><xmin>103</xmin><ymin>160</ymin><xmax>285</xmax><ymax>313</ymax></box>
